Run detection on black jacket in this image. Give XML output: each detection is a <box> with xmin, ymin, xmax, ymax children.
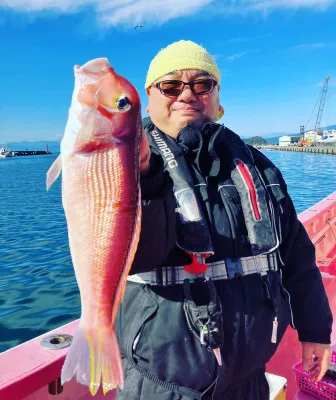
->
<box><xmin>130</xmin><ymin>118</ymin><xmax>332</xmax><ymax>345</ymax></box>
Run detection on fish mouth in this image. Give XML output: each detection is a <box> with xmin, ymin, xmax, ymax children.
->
<box><xmin>76</xmin><ymin>58</ymin><xmax>111</xmax><ymax>75</ymax></box>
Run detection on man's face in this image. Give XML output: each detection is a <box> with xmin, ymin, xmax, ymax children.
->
<box><xmin>146</xmin><ymin>69</ymin><xmax>220</xmax><ymax>138</ymax></box>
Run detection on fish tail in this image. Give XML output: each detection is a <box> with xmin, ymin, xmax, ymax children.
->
<box><xmin>101</xmin><ymin>327</ymin><xmax>124</xmax><ymax>394</ymax></box>
<box><xmin>61</xmin><ymin>324</ymin><xmax>124</xmax><ymax>396</ymax></box>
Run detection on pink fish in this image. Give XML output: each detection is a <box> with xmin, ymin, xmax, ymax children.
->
<box><xmin>46</xmin><ymin>58</ymin><xmax>147</xmax><ymax>395</ymax></box>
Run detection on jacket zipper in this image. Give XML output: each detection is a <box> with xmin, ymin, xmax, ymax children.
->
<box><xmin>262</xmin><ymin>274</ymin><xmax>279</xmax><ymax>343</ymax></box>
<box><xmin>279</xmin><ymin>269</ymin><xmax>296</xmax><ymax>330</ymax></box>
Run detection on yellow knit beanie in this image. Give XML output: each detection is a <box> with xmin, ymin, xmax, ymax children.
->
<box><xmin>145</xmin><ymin>40</ymin><xmax>221</xmax><ymax>89</ymax></box>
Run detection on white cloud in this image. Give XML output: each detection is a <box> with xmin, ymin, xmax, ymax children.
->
<box><xmin>0</xmin><ymin>0</ymin><xmax>214</xmax><ymax>25</ymax></box>
<box><xmin>1</xmin><ymin>0</ymin><xmax>88</xmax><ymax>12</ymax></box>
<box><xmin>99</xmin><ymin>0</ymin><xmax>214</xmax><ymax>26</ymax></box>
<box><xmin>225</xmin><ymin>51</ymin><xmax>248</xmax><ymax>61</ymax></box>
<box><xmin>291</xmin><ymin>42</ymin><xmax>334</xmax><ymax>50</ymax></box>
<box><xmin>233</xmin><ymin>0</ymin><xmax>335</xmax><ymax>12</ymax></box>
<box><xmin>1</xmin><ymin>0</ymin><xmax>335</xmax><ymax>26</ymax></box>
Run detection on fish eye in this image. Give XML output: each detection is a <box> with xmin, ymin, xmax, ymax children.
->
<box><xmin>116</xmin><ymin>95</ymin><xmax>131</xmax><ymax>112</ymax></box>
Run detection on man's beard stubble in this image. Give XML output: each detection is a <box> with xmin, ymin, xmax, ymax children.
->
<box><xmin>178</xmin><ymin>116</ymin><xmax>210</xmax><ymax>134</ymax></box>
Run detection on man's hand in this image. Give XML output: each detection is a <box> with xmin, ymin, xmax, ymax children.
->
<box><xmin>301</xmin><ymin>342</ymin><xmax>332</xmax><ymax>381</ymax></box>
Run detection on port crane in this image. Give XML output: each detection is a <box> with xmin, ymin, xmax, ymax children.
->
<box><xmin>300</xmin><ymin>75</ymin><xmax>331</xmax><ymax>145</ymax></box>
<box><xmin>314</xmin><ymin>75</ymin><xmax>331</xmax><ymax>134</ymax></box>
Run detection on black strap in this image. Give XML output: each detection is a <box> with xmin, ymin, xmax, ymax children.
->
<box><xmin>147</xmin><ymin>126</ymin><xmax>214</xmax><ymax>256</ymax></box>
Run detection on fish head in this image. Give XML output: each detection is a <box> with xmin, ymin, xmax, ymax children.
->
<box><xmin>64</xmin><ymin>58</ymin><xmax>141</xmax><ymax>155</ymax></box>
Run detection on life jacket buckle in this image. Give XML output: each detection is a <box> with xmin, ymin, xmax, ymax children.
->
<box><xmin>184</xmin><ymin>252</ymin><xmax>210</xmax><ymax>274</ymax></box>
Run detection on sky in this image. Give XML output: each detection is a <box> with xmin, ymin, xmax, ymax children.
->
<box><xmin>0</xmin><ymin>0</ymin><xmax>336</xmax><ymax>143</ymax></box>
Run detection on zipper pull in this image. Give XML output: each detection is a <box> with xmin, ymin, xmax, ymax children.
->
<box><xmin>200</xmin><ymin>324</ymin><xmax>208</xmax><ymax>345</ymax></box>
<box><xmin>213</xmin><ymin>348</ymin><xmax>222</xmax><ymax>366</ymax></box>
<box><xmin>200</xmin><ymin>324</ymin><xmax>223</xmax><ymax>365</ymax></box>
<box><xmin>271</xmin><ymin>316</ymin><xmax>278</xmax><ymax>344</ymax></box>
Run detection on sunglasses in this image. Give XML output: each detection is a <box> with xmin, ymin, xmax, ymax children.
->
<box><xmin>154</xmin><ymin>78</ymin><xmax>218</xmax><ymax>97</ymax></box>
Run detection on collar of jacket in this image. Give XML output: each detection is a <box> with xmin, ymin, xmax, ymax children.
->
<box><xmin>142</xmin><ymin>117</ymin><xmax>255</xmax><ymax>168</ymax></box>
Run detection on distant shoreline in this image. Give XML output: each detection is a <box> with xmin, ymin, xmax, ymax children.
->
<box><xmin>255</xmin><ymin>145</ymin><xmax>336</xmax><ymax>155</ymax></box>
<box><xmin>14</xmin><ymin>150</ymin><xmax>52</xmax><ymax>156</ymax></box>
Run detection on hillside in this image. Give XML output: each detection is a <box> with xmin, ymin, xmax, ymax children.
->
<box><xmin>242</xmin><ymin>136</ymin><xmax>269</xmax><ymax>146</ymax></box>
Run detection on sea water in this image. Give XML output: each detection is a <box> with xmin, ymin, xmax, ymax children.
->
<box><xmin>0</xmin><ymin>150</ymin><xmax>335</xmax><ymax>352</ymax></box>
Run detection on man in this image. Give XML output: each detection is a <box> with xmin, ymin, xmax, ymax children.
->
<box><xmin>115</xmin><ymin>40</ymin><xmax>332</xmax><ymax>399</ymax></box>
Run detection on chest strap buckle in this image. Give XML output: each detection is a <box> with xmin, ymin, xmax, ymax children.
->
<box><xmin>184</xmin><ymin>253</ymin><xmax>210</xmax><ymax>274</ymax></box>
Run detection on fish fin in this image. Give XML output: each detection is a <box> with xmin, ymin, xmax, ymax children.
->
<box><xmin>61</xmin><ymin>324</ymin><xmax>123</xmax><ymax>395</ymax></box>
<box><xmin>46</xmin><ymin>155</ymin><xmax>62</xmax><ymax>190</ymax></box>
<box><xmin>112</xmin><ymin>186</ymin><xmax>142</xmax><ymax>322</ymax></box>
<box><xmin>73</xmin><ymin>107</ymin><xmax>97</xmax><ymax>153</ymax></box>
<box><xmin>102</xmin><ymin>327</ymin><xmax>124</xmax><ymax>393</ymax></box>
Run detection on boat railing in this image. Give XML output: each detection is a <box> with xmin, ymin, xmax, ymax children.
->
<box><xmin>299</xmin><ymin>191</ymin><xmax>336</xmax><ymax>274</ymax></box>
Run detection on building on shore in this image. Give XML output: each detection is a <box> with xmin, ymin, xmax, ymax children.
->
<box><xmin>303</xmin><ymin>129</ymin><xmax>336</xmax><ymax>144</ymax></box>
<box><xmin>278</xmin><ymin>136</ymin><xmax>300</xmax><ymax>146</ymax></box>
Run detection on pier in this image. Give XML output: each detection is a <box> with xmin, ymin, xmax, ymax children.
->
<box><xmin>14</xmin><ymin>150</ymin><xmax>52</xmax><ymax>156</ymax></box>
<box><xmin>255</xmin><ymin>145</ymin><xmax>336</xmax><ymax>155</ymax></box>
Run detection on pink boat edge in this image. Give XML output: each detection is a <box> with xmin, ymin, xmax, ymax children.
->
<box><xmin>1</xmin><ymin>191</ymin><xmax>335</xmax><ymax>400</ymax></box>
